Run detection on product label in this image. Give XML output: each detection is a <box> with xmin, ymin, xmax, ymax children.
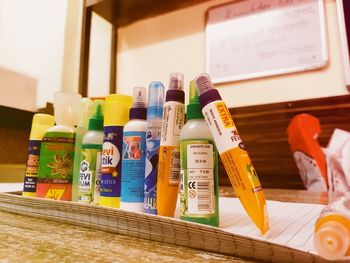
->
<box><xmin>202</xmin><ymin>101</ymin><xmax>243</xmax><ymax>153</ymax></box>
<box><xmin>180</xmin><ymin>140</ymin><xmax>217</xmax><ymax>217</ymax></box>
<box><xmin>221</xmin><ymin>147</ymin><xmax>262</xmax><ymax>193</ymax></box>
<box><xmin>23</xmin><ymin>140</ymin><xmax>41</xmax><ymax>193</ymax></box>
<box><xmin>144</xmin><ymin>118</ymin><xmax>161</xmax><ymax>214</ymax></box>
<box><xmin>78</xmin><ymin>146</ymin><xmax>102</xmax><ymax>204</ymax></box>
<box><xmin>160</xmin><ymin>102</ymin><xmax>185</xmax><ymax>146</ymax></box>
<box><xmin>293</xmin><ymin>151</ymin><xmax>327</xmax><ymax>191</ymax></box>
<box><xmin>94</xmin><ymin>152</ymin><xmax>101</xmax><ymax>205</ymax></box>
<box><xmin>100</xmin><ymin>126</ymin><xmax>123</xmax><ymax>198</ymax></box>
<box><xmin>36</xmin><ymin>132</ymin><xmax>75</xmax><ymax>201</ymax></box>
<box><xmin>158</xmin><ymin>146</ymin><xmax>180</xmax><ymax>185</ymax></box>
<box><xmin>121</xmin><ymin>131</ymin><xmax>146</xmax><ymax>203</ymax></box>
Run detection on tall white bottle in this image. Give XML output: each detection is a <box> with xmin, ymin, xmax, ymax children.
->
<box><xmin>121</xmin><ymin>87</ymin><xmax>147</xmax><ymax>212</ymax></box>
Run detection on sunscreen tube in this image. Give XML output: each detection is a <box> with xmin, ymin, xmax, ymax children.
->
<box><xmin>194</xmin><ymin>74</ymin><xmax>269</xmax><ymax>234</ymax></box>
<box><xmin>157</xmin><ymin>73</ymin><xmax>185</xmax><ymax>217</ymax></box>
<box><xmin>22</xmin><ymin>114</ymin><xmax>55</xmax><ymax>197</ymax></box>
<box><xmin>314</xmin><ymin>195</ymin><xmax>350</xmax><ymax>261</ymax></box>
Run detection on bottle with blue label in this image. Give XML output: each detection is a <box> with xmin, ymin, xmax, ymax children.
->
<box><xmin>144</xmin><ymin>82</ymin><xmax>164</xmax><ymax>214</ymax></box>
<box><xmin>78</xmin><ymin>100</ymin><xmax>104</xmax><ymax>204</ymax></box>
<box><xmin>121</xmin><ymin>87</ymin><xmax>147</xmax><ymax>212</ymax></box>
<box><xmin>99</xmin><ymin>94</ymin><xmax>132</xmax><ymax>208</ymax></box>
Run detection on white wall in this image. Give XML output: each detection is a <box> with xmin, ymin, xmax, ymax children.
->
<box><xmin>0</xmin><ymin>0</ymin><xmax>67</xmax><ymax>109</ymax></box>
<box><xmin>117</xmin><ymin>0</ymin><xmax>348</xmax><ymax>107</ymax></box>
<box><xmin>87</xmin><ymin>12</ymin><xmax>112</xmax><ymax>98</ymax></box>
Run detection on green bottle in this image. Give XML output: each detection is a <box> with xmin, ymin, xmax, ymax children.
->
<box><xmin>179</xmin><ymin>81</ymin><xmax>219</xmax><ymax>227</ymax></box>
<box><xmin>78</xmin><ymin>100</ymin><xmax>104</xmax><ymax>204</ymax></box>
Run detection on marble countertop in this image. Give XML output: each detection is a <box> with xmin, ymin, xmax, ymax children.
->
<box><xmin>0</xmin><ymin>210</ymin><xmax>254</xmax><ymax>263</ymax></box>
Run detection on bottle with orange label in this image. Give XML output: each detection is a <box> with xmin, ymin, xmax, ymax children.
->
<box><xmin>194</xmin><ymin>73</ymin><xmax>269</xmax><ymax>234</ymax></box>
<box><xmin>157</xmin><ymin>73</ymin><xmax>185</xmax><ymax>217</ymax></box>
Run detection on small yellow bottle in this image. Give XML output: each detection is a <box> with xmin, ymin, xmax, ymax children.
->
<box><xmin>22</xmin><ymin>113</ymin><xmax>55</xmax><ymax>197</ymax></box>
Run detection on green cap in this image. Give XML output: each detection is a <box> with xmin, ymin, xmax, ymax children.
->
<box><xmin>187</xmin><ymin>80</ymin><xmax>203</xmax><ymax>120</ymax></box>
<box><xmin>88</xmin><ymin>100</ymin><xmax>104</xmax><ymax>131</ymax></box>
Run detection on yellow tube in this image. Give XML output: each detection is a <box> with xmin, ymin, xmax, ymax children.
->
<box><xmin>194</xmin><ymin>74</ymin><xmax>269</xmax><ymax>234</ymax></box>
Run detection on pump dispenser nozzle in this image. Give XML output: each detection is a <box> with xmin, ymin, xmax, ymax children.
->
<box><xmin>130</xmin><ymin>87</ymin><xmax>147</xmax><ymax>120</ymax></box>
<box><xmin>54</xmin><ymin>91</ymin><xmax>82</xmax><ymax>128</ymax></box>
<box><xmin>148</xmin><ymin>82</ymin><xmax>164</xmax><ymax>118</ymax></box>
<box><xmin>169</xmin><ymin>73</ymin><xmax>184</xmax><ymax>91</ymax></box>
<box><xmin>194</xmin><ymin>74</ymin><xmax>214</xmax><ymax>95</ymax></box>
<box><xmin>166</xmin><ymin>73</ymin><xmax>185</xmax><ymax>103</ymax></box>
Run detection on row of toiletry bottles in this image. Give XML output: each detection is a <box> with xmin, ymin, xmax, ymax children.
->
<box><xmin>23</xmin><ymin>72</ymin><xmax>269</xmax><ymax>234</ymax></box>
<box><xmin>22</xmin><ymin>73</ymin><xmax>225</xmax><ymax>228</ymax></box>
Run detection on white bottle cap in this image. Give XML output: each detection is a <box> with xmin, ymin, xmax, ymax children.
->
<box><xmin>54</xmin><ymin>91</ymin><xmax>82</xmax><ymax>128</ymax></box>
<box><xmin>314</xmin><ymin>220</ymin><xmax>350</xmax><ymax>260</ymax></box>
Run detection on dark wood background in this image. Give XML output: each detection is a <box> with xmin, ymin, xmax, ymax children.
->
<box><xmin>218</xmin><ymin>94</ymin><xmax>350</xmax><ymax>189</ymax></box>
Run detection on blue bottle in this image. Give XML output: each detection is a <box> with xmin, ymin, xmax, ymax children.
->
<box><xmin>144</xmin><ymin>82</ymin><xmax>164</xmax><ymax>214</ymax></box>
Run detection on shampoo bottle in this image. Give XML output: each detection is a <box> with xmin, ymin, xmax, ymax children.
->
<box><xmin>78</xmin><ymin>100</ymin><xmax>104</xmax><ymax>204</ymax></box>
<box><xmin>22</xmin><ymin>114</ymin><xmax>55</xmax><ymax>197</ymax></box>
<box><xmin>99</xmin><ymin>94</ymin><xmax>132</xmax><ymax>208</ymax></box>
<box><xmin>121</xmin><ymin>87</ymin><xmax>147</xmax><ymax>212</ymax></box>
<box><xmin>144</xmin><ymin>81</ymin><xmax>164</xmax><ymax>214</ymax></box>
<box><xmin>157</xmin><ymin>73</ymin><xmax>185</xmax><ymax>217</ymax></box>
<box><xmin>36</xmin><ymin>91</ymin><xmax>81</xmax><ymax>201</ymax></box>
<box><xmin>180</xmin><ymin>81</ymin><xmax>219</xmax><ymax>226</ymax></box>
<box><xmin>194</xmin><ymin>74</ymin><xmax>269</xmax><ymax>234</ymax></box>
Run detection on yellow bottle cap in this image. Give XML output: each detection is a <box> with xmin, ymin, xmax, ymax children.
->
<box><xmin>30</xmin><ymin>113</ymin><xmax>55</xmax><ymax>140</ymax></box>
<box><xmin>104</xmin><ymin>94</ymin><xmax>133</xmax><ymax>126</ymax></box>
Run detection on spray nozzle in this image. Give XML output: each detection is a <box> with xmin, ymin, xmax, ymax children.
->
<box><xmin>194</xmin><ymin>73</ymin><xmax>214</xmax><ymax>95</ymax></box>
<box><xmin>148</xmin><ymin>81</ymin><xmax>164</xmax><ymax>108</ymax></box>
<box><xmin>132</xmin><ymin>87</ymin><xmax>147</xmax><ymax>108</ymax></box>
<box><xmin>168</xmin><ymin>73</ymin><xmax>184</xmax><ymax>91</ymax></box>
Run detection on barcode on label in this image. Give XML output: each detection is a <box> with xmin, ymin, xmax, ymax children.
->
<box><xmin>197</xmin><ymin>181</ymin><xmax>211</xmax><ymax>212</ymax></box>
<box><xmin>169</xmin><ymin>149</ymin><xmax>180</xmax><ymax>184</ymax></box>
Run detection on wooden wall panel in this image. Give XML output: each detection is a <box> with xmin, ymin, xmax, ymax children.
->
<box><xmin>219</xmin><ymin>95</ymin><xmax>350</xmax><ymax>189</ymax></box>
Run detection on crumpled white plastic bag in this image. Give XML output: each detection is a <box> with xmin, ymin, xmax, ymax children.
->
<box><xmin>324</xmin><ymin>129</ymin><xmax>350</xmax><ymax>192</ymax></box>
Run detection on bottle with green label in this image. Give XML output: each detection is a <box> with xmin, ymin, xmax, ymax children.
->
<box><xmin>36</xmin><ymin>91</ymin><xmax>81</xmax><ymax>201</ymax></box>
<box><xmin>179</xmin><ymin>81</ymin><xmax>219</xmax><ymax>227</ymax></box>
<box><xmin>78</xmin><ymin>100</ymin><xmax>104</xmax><ymax>204</ymax></box>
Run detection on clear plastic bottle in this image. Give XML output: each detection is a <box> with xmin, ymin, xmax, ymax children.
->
<box><xmin>121</xmin><ymin>87</ymin><xmax>147</xmax><ymax>212</ymax></box>
<box><xmin>180</xmin><ymin>81</ymin><xmax>219</xmax><ymax>226</ymax></box>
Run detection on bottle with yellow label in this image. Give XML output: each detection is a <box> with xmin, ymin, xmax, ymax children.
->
<box><xmin>157</xmin><ymin>73</ymin><xmax>185</xmax><ymax>217</ymax></box>
<box><xmin>194</xmin><ymin>73</ymin><xmax>269</xmax><ymax>234</ymax></box>
<box><xmin>22</xmin><ymin>114</ymin><xmax>55</xmax><ymax>197</ymax></box>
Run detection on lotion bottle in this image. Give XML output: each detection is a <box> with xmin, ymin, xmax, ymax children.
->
<box><xmin>121</xmin><ymin>87</ymin><xmax>147</xmax><ymax>212</ymax></box>
<box><xmin>180</xmin><ymin>81</ymin><xmax>219</xmax><ymax>226</ymax></box>
<box><xmin>36</xmin><ymin>91</ymin><xmax>81</xmax><ymax>201</ymax></box>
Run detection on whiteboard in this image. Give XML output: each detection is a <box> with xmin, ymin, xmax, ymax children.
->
<box><xmin>206</xmin><ymin>0</ymin><xmax>328</xmax><ymax>84</ymax></box>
